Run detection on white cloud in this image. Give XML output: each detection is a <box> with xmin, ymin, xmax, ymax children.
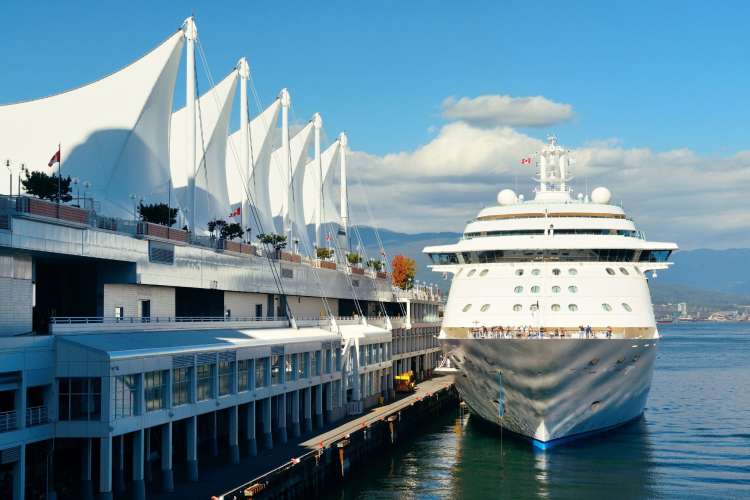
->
<box><xmin>442</xmin><ymin>94</ymin><xmax>573</xmax><ymax>128</ymax></box>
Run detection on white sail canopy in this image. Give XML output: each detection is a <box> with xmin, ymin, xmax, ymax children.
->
<box><xmin>303</xmin><ymin>140</ymin><xmax>340</xmax><ymax>227</ymax></box>
<box><xmin>170</xmin><ymin>69</ymin><xmax>238</xmax><ymax>233</ymax></box>
<box><xmin>226</xmin><ymin>97</ymin><xmax>281</xmax><ymax>236</ymax></box>
<box><xmin>0</xmin><ymin>30</ymin><xmax>185</xmax><ymax>218</ymax></box>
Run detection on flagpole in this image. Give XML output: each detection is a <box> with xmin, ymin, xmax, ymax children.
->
<box><xmin>57</xmin><ymin>143</ymin><xmax>61</xmax><ymax>204</ymax></box>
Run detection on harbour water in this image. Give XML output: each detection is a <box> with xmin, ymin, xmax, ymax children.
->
<box><xmin>332</xmin><ymin>323</ymin><xmax>750</xmax><ymax>499</ymax></box>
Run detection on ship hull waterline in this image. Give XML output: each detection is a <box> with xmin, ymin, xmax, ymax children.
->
<box><xmin>442</xmin><ymin>338</ymin><xmax>658</xmax><ymax>447</ymax></box>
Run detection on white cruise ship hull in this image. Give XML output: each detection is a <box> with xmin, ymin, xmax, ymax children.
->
<box><xmin>442</xmin><ymin>338</ymin><xmax>658</xmax><ymax>447</ymax></box>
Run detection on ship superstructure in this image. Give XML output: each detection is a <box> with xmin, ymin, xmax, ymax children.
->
<box><xmin>424</xmin><ymin>137</ymin><xmax>677</xmax><ymax>446</ymax></box>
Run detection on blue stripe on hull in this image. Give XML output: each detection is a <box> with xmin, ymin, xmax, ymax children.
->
<box><xmin>530</xmin><ymin>414</ymin><xmax>645</xmax><ymax>450</ymax></box>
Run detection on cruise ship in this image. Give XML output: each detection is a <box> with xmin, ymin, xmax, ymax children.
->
<box><xmin>424</xmin><ymin>137</ymin><xmax>678</xmax><ymax>448</ymax></box>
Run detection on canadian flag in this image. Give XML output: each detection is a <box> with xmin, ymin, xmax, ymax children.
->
<box><xmin>48</xmin><ymin>147</ymin><xmax>61</xmax><ymax>167</ymax></box>
<box><xmin>229</xmin><ymin>205</ymin><xmax>241</xmax><ymax>218</ymax></box>
<box><xmin>325</xmin><ymin>233</ymin><xmax>331</xmax><ymax>242</ymax></box>
<box><xmin>520</xmin><ymin>157</ymin><xmax>532</xmax><ymax>165</ymax></box>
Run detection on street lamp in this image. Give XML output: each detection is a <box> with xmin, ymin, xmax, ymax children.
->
<box><xmin>4</xmin><ymin>159</ymin><xmax>12</xmax><ymax>197</ymax></box>
<box><xmin>82</xmin><ymin>181</ymin><xmax>91</xmax><ymax>208</ymax></box>
<box><xmin>71</xmin><ymin>177</ymin><xmax>80</xmax><ymax>206</ymax></box>
<box><xmin>129</xmin><ymin>193</ymin><xmax>138</xmax><ymax>222</ymax></box>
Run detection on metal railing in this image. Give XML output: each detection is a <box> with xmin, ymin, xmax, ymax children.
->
<box><xmin>25</xmin><ymin>405</ymin><xmax>48</xmax><ymax>427</ymax></box>
<box><xmin>467</xmin><ymin>330</ymin><xmax>626</xmax><ymax>340</ymax></box>
<box><xmin>49</xmin><ymin>315</ymin><xmax>285</xmax><ymax>325</ymax></box>
<box><xmin>0</xmin><ymin>410</ymin><xmax>17</xmax><ymax>433</ymax></box>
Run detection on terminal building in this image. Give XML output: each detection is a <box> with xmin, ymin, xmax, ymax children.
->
<box><xmin>0</xmin><ymin>17</ymin><xmax>443</xmax><ymax>500</ymax></box>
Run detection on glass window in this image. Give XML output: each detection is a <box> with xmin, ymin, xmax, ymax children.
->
<box><xmin>602</xmin><ymin>303</ymin><xmax>612</xmax><ymax>311</ymax></box>
<box><xmin>237</xmin><ymin>360</ymin><xmax>249</xmax><ymax>392</ymax></box>
<box><xmin>551</xmin><ymin>304</ymin><xmax>561</xmax><ymax>312</ymax></box>
<box><xmin>144</xmin><ymin>370</ymin><xmax>167</xmax><ymax>411</ymax></box>
<box><xmin>219</xmin><ymin>361</ymin><xmax>234</xmax><ymax>396</ymax></box>
<box><xmin>568</xmin><ymin>285</ymin><xmax>578</xmax><ymax>293</ymax></box>
<box><xmin>515</xmin><ymin>269</ymin><xmax>524</xmax><ymax>276</ymax></box>
<box><xmin>335</xmin><ymin>348</ymin><xmax>342</xmax><ymax>371</ymax></box>
<box><xmin>531</xmin><ymin>268</ymin><xmax>541</xmax><ymax>276</ymax></box>
<box><xmin>568</xmin><ymin>268</ymin><xmax>578</xmax><ymax>275</ymax></box>
<box><xmin>551</xmin><ymin>286</ymin><xmax>561</xmax><ymax>293</ymax></box>
<box><xmin>479</xmin><ymin>269</ymin><xmax>489</xmax><ymax>277</ymax></box>
<box><xmin>58</xmin><ymin>377</ymin><xmax>101</xmax><ymax>421</ymax></box>
<box><xmin>172</xmin><ymin>367</ymin><xmax>191</xmax><ymax>406</ymax></box>
<box><xmin>606</xmin><ymin>268</ymin><xmax>616</xmax><ymax>275</ymax></box>
<box><xmin>197</xmin><ymin>364</ymin><xmax>214</xmax><ymax>401</ymax></box>
<box><xmin>326</xmin><ymin>349</ymin><xmax>332</xmax><ymax>373</ymax></box>
<box><xmin>513</xmin><ymin>304</ymin><xmax>522</xmax><ymax>312</ymax></box>
<box><xmin>530</xmin><ymin>303</ymin><xmax>539</xmax><ymax>312</ymax></box>
<box><xmin>480</xmin><ymin>304</ymin><xmax>490</xmax><ymax>312</ymax></box>
<box><xmin>114</xmin><ymin>306</ymin><xmax>124</xmax><ymax>320</ymax></box>
<box><xmin>462</xmin><ymin>304</ymin><xmax>472</xmax><ymax>312</ymax></box>
<box><xmin>552</xmin><ymin>268</ymin><xmax>561</xmax><ymax>276</ymax></box>
<box><xmin>568</xmin><ymin>304</ymin><xmax>579</xmax><ymax>312</ymax></box>
<box><xmin>114</xmin><ymin>375</ymin><xmax>138</xmax><ymax>418</ymax></box>
<box><xmin>271</xmin><ymin>355</ymin><xmax>282</xmax><ymax>385</ymax></box>
<box><xmin>531</xmin><ymin>285</ymin><xmax>541</xmax><ymax>293</ymax></box>
<box><xmin>633</xmin><ymin>266</ymin><xmax>642</xmax><ymax>275</ymax></box>
<box><xmin>285</xmin><ymin>354</ymin><xmax>295</xmax><ymax>382</ymax></box>
<box><xmin>622</xmin><ymin>303</ymin><xmax>633</xmax><ymax>312</ymax></box>
<box><xmin>467</xmin><ymin>269</ymin><xmax>476</xmax><ymax>277</ymax></box>
<box><xmin>299</xmin><ymin>353</ymin><xmax>309</xmax><ymax>379</ymax></box>
<box><xmin>312</xmin><ymin>351</ymin><xmax>321</xmax><ymax>376</ymax></box>
<box><xmin>514</xmin><ymin>286</ymin><xmax>523</xmax><ymax>294</ymax></box>
<box><xmin>619</xmin><ymin>267</ymin><xmax>629</xmax><ymax>275</ymax></box>
<box><xmin>255</xmin><ymin>358</ymin><xmax>268</xmax><ymax>388</ymax></box>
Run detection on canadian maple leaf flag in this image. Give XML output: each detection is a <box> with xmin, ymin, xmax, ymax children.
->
<box><xmin>520</xmin><ymin>157</ymin><xmax>532</xmax><ymax>165</ymax></box>
<box><xmin>229</xmin><ymin>206</ymin><xmax>241</xmax><ymax>217</ymax></box>
<box><xmin>48</xmin><ymin>148</ymin><xmax>61</xmax><ymax>167</ymax></box>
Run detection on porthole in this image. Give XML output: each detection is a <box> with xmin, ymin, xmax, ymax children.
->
<box><xmin>479</xmin><ymin>269</ymin><xmax>489</xmax><ymax>277</ymax></box>
<box><xmin>462</xmin><ymin>304</ymin><xmax>472</xmax><ymax>312</ymax></box>
<box><xmin>606</xmin><ymin>268</ymin><xmax>616</xmax><ymax>275</ymax></box>
<box><xmin>568</xmin><ymin>268</ymin><xmax>578</xmax><ymax>276</ymax></box>
<box><xmin>551</xmin><ymin>286</ymin><xmax>561</xmax><ymax>294</ymax></box>
<box><xmin>531</xmin><ymin>285</ymin><xmax>541</xmax><ymax>294</ymax></box>
<box><xmin>480</xmin><ymin>304</ymin><xmax>490</xmax><ymax>312</ymax></box>
<box><xmin>552</xmin><ymin>268</ymin><xmax>561</xmax><ymax>276</ymax></box>
<box><xmin>513</xmin><ymin>304</ymin><xmax>522</xmax><ymax>312</ymax></box>
<box><xmin>568</xmin><ymin>304</ymin><xmax>579</xmax><ymax>312</ymax></box>
<box><xmin>602</xmin><ymin>303</ymin><xmax>612</xmax><ymax>311</ymax></box>
<box><xmin>622</xmin><ymin>303</ymin><xmax>633</xmax><ymax>312</ymax></box>
<box><xmin>530</xmin><ymin>303</ymin><xmax>539</xmax><ymax>312</ymax></box>
<box><xmin>531</xmin><ymin>268</ymin><xmax>541</xmax><ymax>276</ymax></box>
<box><xmin>633</xmin><ymin>266</ymin><xmax>642</xmax><ymax>275</ymax></box>
<box><xmin>568</xmin><ymin>285</ymin><xmax>578</xmax><ymax>293</ymax></box>
<box><xmin>591</xmin><ymin>401</ymin><xmax>602</xmax><ymax>412</ymax></box>
<box><xmin>514</xmin><ymin>286</ymin><xmax>523</xmax><ymax>294</ymax></box>
<box><xmin>619</xmin><ymin>267</ymin><xmax>629</xmax><ymax>275</ymax></box>
<box><xmin>455</xmin><ymin>269</ymin><xmax>464</xmax><ymax>277</ymax></box>
<box><xmin>515</xmin><ymin>269</ymin><xmax>524</xmax><ymax>276</ymax></box>
<box><xmin>467</xmin><ymin>269</ymin><xmax>476</xmax><ymax>277</ymax></box>
<box><xmin>551</xmin><ymin>304</ymin><xmax>561</xmax><ymax>312</ymax></box>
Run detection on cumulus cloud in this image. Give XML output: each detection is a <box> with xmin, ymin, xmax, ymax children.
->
<box><xmin>441</xmin><ymin>94</ymin><xmax>573</xmax><ymax>128</ymax></box>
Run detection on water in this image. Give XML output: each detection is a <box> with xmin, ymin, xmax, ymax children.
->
<box><xmin>333</xmin><ymin>323</ymin><xmax>750</xmax><ymax>499</ymax></box>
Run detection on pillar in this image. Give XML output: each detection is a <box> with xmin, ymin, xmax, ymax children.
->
<box><xmin>160</xmin><ymin>422</ymin><xmax>173</xmax><ymax>493</ymax></box>
<box><xmin>325</xmin><ymin>382</ymin><xmax>334</xmax><ymax>424</ymax></box>
<box><xmin>211</xmin><ymin>411</ymin><xmax>219</xmax><ymax>457</ymax></box>
<box><xmin>132</xmin><ymin>429</ymin><xmax>145</xmax><ymax>500</ymax></box>
<box><xmin>99</xmin><ymin>435</ymin><xmax>113</xmax><ymax>500</ymax></box>
<box><xmin>114</xmin><ymin>435</ymin><xmax>125</xmax><ymax>495</ymax></box>
<box><xmin>245</xmin><ymin>401</ymin><xmax>257</xmax><ymax>456</ymax></box>
<box><xmin>315</xmin><ymin>384</ymin><xmax>324</xmax><ymax>429</ymax></box>
<box><xmin>291</xmin><ymin>390</ymin><xmax>301</xmax><ymax>438</ymax></box>
<box><xmin>81</xmin><ymin>438</ymin><xmax>94</xmax><ymax>500</ymax></box>
<box><xmin>186</xmin><ymin>416</ymin><xmax>198</xmax><ymax>482</ymax></box>
<box><xmin>262</xmin><ymin>397</ymin><xmax>273</xmax><ymax>450</ymax></box>
<box><xmin>229</xmin><ymin>406</ymin><xmax>240</xmax><ymax>464</ymax></box>
<box><xmin>277</xmin><ymin>393</ymin><xmax>287</xmax><ymax>444</ymax></box>
<box><xmin>303</xmin><ymin>387</ymin><xmax>312</xmax><ymax>433</ymax></box>
<box><xmin>13</xmin><ymin>444</ymin><xmax>25</xmax><ymax>500</ymax></box>
<box><xmin>144</xmin><ymin>428</ymin><xmax>152</xmax><ymax>483</ymax></box>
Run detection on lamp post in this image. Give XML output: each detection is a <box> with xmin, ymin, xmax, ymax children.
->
<box><xmin>72</xmin><ymin>177</ymin><xmax>80</xmax><ymax>206</ymax></box>
<box><xmin>129</xmin><ymin>193</ymin><xmax>138</xmax><ymax>222</ymax></box>
<box><xmin>4</xmin><ymin>159</ymin><xmax>12</xmax><ymax>197</ymax></box>
<box><xmin>19</xmin><ymin>163</ymin><xmax>25</xmax><ymax>196</ymax></box>
<box><xmin>82</xmin><ymin>181</ymin><xmax>91</xmax><ymax>209</ymax></box>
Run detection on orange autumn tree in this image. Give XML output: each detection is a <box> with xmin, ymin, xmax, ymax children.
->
<box><xmin>391</xmin><ymin>254</ymin><xmax>416</xmax><ymax>290</ymax></box>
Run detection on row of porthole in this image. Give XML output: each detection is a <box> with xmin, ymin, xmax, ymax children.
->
<box><xmin>464</xmin><ymin>302</ymin><xmax>633</xmax><ymax>313</ymax></box>
<box><xmin>466</xmin><ymin>266</ymin><xmax>642</xmax><ymax>278</ymax></box>
<box><xmin>514</xmin><ymin>285</ymin><xmax>578</xmax><ymax>294</ymax></box>
<box><xmin>515</xmin><ymin>268</ymin><xmax>577</xmax><ymax>276</ymax></box>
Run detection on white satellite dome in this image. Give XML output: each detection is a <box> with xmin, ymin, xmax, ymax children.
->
<box><xmin>591</xmin><ymin>186</ymin><xmax>612</xmax><ymax>204</ymax></box>
<box><xmin>497</xmin><ymin>189</ymin><xmax>518</xmax><ymax>206</ymax></box>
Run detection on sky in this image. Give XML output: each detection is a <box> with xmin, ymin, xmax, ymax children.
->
<box><xmin>2</xmin><ymin>1</ymin><xmax>750</xmax><ymax>249</ymax></box>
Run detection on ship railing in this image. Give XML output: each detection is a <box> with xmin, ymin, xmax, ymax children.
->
<box><xmin>467</xmin><ymin>330</ymin><xmax>626</xmax><ymax>340</ymax></box>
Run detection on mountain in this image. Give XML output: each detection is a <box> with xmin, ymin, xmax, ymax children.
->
<box><xmin>655</xmin><ymin>248</ymin><xmax>750</xmax><ymax>295</ymax></box>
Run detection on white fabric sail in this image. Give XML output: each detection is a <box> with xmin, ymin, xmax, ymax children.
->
<box><xmin>0</xmin><ymin>30</ymin><xmax>185</xmax><ymax>218</ymax></box>
<box><xmin>303</xmin><ymin>140</ymin><xmax>340</xmax><ymax>226</ymax></box>
<box><xmin>225</xmin><ymin>98</ymin><xmax>281</xmax><ymax>236</ymax></box>
<box><xmin>170</xmin><ymin>69</ymin><xmax>238</xmax><ymax>233</ymax></box>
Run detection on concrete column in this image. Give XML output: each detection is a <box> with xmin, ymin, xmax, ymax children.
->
<box><xmin>262</xmin><ymin>397</ymin><xmax>273</xmax><ymax>449</ymax></box>
<box><xmin>13</xmin><ymin>443</ymin><xmax>25</xmax><ymax>500</ymax></box>
<box><xmin>303</xmin><ymin>387</ymin><xmax>312</xmax><ymax>433</ymax></box>
<box><xmin>160</xmin><ymin>422</ymin><xmax>173</xmax><ymax>492</ymax></box>
<box><xmin>114</xmin><ymin>435</ymin><xmax>125</xmax><ymax>496</ymax></box>
<box><xmin>291</xmin><ymin>390</ymin><xmax>301</xmax><ymax>437</ymax></box>
<box><xmin>277</xmin><ymin>393</ymin><xmax>287</xmax><ymax>444</ymax></box>
<box><xmin>325</xmin><ymin>382</ymin><xmax>334</xmax><ymax>423</ymax></box>
<box><xmin>99</xmin><ymin>435</ymin><xmax>113</xmax><ymax>500</ymax></box>
<box><xmin>229</xmin><ymin>405</ymin><xmax>240</xmax><ymax>464</ymax></box>
<box><xmin>81</xmin><ymin>438</ymin><xmax>94</xmax><ymax>500</ymax></box>
<box><xmin>132</xmin><ymin>429</ymin><xmax>145</xmax><ymax>500</ymax></box>
<box><xmin>315</xmin><ymin>384</ymin><xmax>324</xmax><ymax>429</ymax></box>
<box><xmin>186</xmin><ymin>416</ymin><xmax>198</xmax><ymax>482</ymax></box>
<box><xmin>144</xmin><ymin>428</ymin><xmax>152</xmax><ymax>483</ymax></box>
<box><xmin>245</xmin><ymin>401</ymin><xmax>257</xmax><ymax>456</ymax></box>
<box><xmin>211</xmin><ymin>411</ymin><xmax>219</xmax><ymax>457</ymax></box>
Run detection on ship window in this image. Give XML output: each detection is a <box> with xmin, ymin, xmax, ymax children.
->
<box><xmin>530</xmin><ymin>303</ymin><xmax>539</xmax><ymax>311</ymax></box>
<box><xmin>622</xmin><ymin>303</ymin><xmax>633</xmax><ymax>312</ymax></box>
<box><xmin>455</xmin><ymin>269</ymin><xmax>463</xmax><ymax>277</ymax></box>
<box><xmin>467</xmin><ymin>269</ymin><xmax>476</xmax><ymax>277</ymax></box>
<box><xmin>479</xmin><ymin>269</ymin><xmax>489</xmax><ymax>277</ymax></box>
<box><xmin>531</xmin><ymin>285</ymin><xmax>541</xmax><ymax>293</ymax></box>
<box><xmin>568</xmin><ymin>285</ymin><xmax>578</xmax><ymax>293</ymax></box>
<box><xmin>606</xmin><ymin>268</ymin><xmax>616</xmax><ymax>275</ymax></box>
<box><xmin>515</xmin><ymin>269</ymin><xmax>524</xmax><ymax>276</ymax></box>
<box><xmin>514</xmin><ymin>286</ymin><xmax>523</xmax><ymax>294</ymax></box>
<box><xmin>551</xmin><ymin>286</ymin><xmax>561</xmax><ymax>293</ymax></box>
<box><xmin>552</xmin><ymin>268</ymin><xmax>561</xmax><ymax>276</ymax></box>
<box><xmin>633</xmin><ymin>266</ymin><xmax>641</xmax><ymax>275</ymax></box>
<box><xmin>568</xmin><ymin>268</ymin><xmax>578</xmax><ymax>275</ymax></box>
<box><xmin>480</xmin><ymin>304</ymin><xmax>490</xmax><ymax>312</ymax></box>
<box><xmin>462</xmin><ymin>304</ymin><xmax>472</xmax><ymax>312</ymax></box>
<box><xmin>513</xmin><ymin>304</ymin><xmax>522</xmax><ymax>312</ymax></box>
<box><xmin>551</xmin><ymin>304</ymin><xmax>561</xmax><ymax>312</ymax></box>
<box><xmin>568</xmin><ymin>304</ymin><xmax>579</xmax><ymax>312</ymax></box>
<box><xmin>619</xmin><ymin>267</ymin><xmax>629</xmax><ymax>275</ymax></box>
<box><xmin>531</xmin><ymin>268</ymin><xmax>541</xmax><ymax>276</ymax></box>
<box><xmin>602</xmin><ymin>303</ymin><xmax>612</xmax><ymax>311</ymax></box>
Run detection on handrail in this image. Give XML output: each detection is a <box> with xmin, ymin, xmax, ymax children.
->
<box><xmin>49</xmin><ymin>316</ymin><xmax>284</xmax><ymax>325</ymax></box>
<box><xmin>25</xmin><ymin>405</ymin><xmax>48</xmax><ymax>427</ymax></box>
<box><xmin>0</xmin><ymin>410</ymin><xmax>17</xmax><ymax>433</ymax></box>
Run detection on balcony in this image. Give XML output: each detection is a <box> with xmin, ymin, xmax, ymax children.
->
<box><xmin>49</xmin><ymin>315</ymin><xmax>290</xmax><ymax>334</ymax></box>
<box><xmin>25</xmin><ymin>405</ymin><xmax>49</xmax><ymax>427</ymax></box>
<box><xmin>0</xmin><ymin>410</ymin><xmax>17</xmax><ymax>433</ymax></box>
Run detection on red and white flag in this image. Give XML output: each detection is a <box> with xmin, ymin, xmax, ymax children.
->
<box><xmin>228</xmin><ymin>205</ymin><xmax>241</xmax><ymax>218</ymax></box>
<box><xmin>48</xmin><ymin>147</ymin><xmax>61</xmax><ymax>167</ymax></box>
<box><xmin>520</xmin><ymin>157</ymin><xmax>532</xmax><ymax>165</ymax></box>
<box><xmin>325</xmin><ymin>233</ymin><xmax>331</xmax><ymax>242</ymax></box>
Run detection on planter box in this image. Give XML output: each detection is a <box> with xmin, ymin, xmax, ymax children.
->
<box><xmin>314</xmin><ymin>260</ymin><xmax>337</xmax><ymax>270</ymax></box>
<box><xmin>376</xmin><ymin>271</ymin><xmax>388</xmax><ymax>280</ymax></box>
<box><xmin>17</xmin><ymin>197</ymin><xmax>90</xmax><ymax>225</ymax></box>
<box><xmin>351</xmin><ymin>267</ymin><xmax>365</xmax><ymax>275</ymax></box>
<box><xmin>137</xmin><ymin>221</ymin><xmax>188</xmax><ymax>243</ymax></box>
<box><xmin>220</xmin><ymin>240</ymin><xmax>257</xmax><ymax>256</ymax></box>
<box><xmin>280</xmin><ymin>251</ymin><xmax>302</xmax><ymax>264</ymax></box>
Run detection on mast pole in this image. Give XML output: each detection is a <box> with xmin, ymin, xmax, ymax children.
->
<box><xmin>280</xmin><ymin>88</ymin><xmax>291</xmax><ymax>243</ymax></box>
<box><xmin>183</xmin><ymin>17</ymin><xmax>198</xmax><ymax>233</ymax></box>
<box><xmin>238</xmin><ymin>58</ymin><xmax>250</xmax><ymax>237</ymax></box>
<box><xmin>313</xmin><ymin>113</ymin><xmax>322</xmax><ymax>248</ymax></box>
<box><xmin>338</xmin><ymin>132</ymin><xmax>348</xmax><ymax>253</ymax></box>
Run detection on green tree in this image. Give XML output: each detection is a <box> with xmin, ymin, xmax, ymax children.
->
<box><xmin>257</xmin><ymin>233</ymin><xmax>287</xmax><ymax>256</ymax></box>
<box><xmin>366</xmin><ymin>259</ymin><xmax>384</xmax><ymax>271</ymax></box>
<box><xmin>138</xmin><ymin>202</ymin><xmax>178</xmax><ymax>227</ymax></box>
<box><xmin>220</xmin><ymin>222</ymin><xmax>244</xmax><ymax>240</ymax></box>
<box><xmin>316</xmin><ymin>247</ymin><xmax>334</xmax><ymax>260</ymax></box>
<box><xmin>347</xmin><ymin>252</ymin><xmax>362</xmax><ymax>266</ymax></box>
<box><xmin>207</xmin><ymin>219</ymin><xmax>226</xmax><ymax>239</ymax></box>
<box><xmin>21</xmin><ymin>171</ymin><xmax>73</xmax><ymax>203</ymax></box>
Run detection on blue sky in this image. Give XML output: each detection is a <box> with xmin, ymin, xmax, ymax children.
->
<box><xmin>2</xmin><ymin>1</ymin><xmax>750</xmax><ymax>247</ymax></box>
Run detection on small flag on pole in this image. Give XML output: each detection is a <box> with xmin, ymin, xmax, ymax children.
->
<box><xmin>48</xmin><ymin>147</ymin><xmax>61</xmax><ymax>167</ymax></box>
<box><xmin>325</xmin><ymin>233</ymin><xmax>331</xmax><ymax>242</ymax></box>
<box><xmin>520</xmin><ymin>157</ymin><xmax>532</xmax><ymax>165</ymax></box>
<box><xmin>229</xmin><ymin>206</ymin><xmax>241</xmax><ymax>218</ymax></box>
